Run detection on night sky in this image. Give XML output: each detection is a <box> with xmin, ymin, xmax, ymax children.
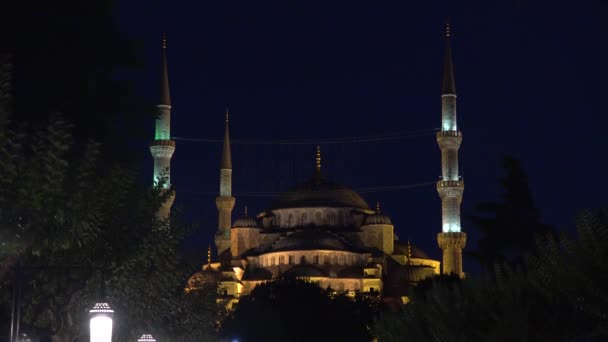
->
<box><xmin>115</xmin><ymin>0</ymin><xmax>607</xmax><ymax>268</ymax></box>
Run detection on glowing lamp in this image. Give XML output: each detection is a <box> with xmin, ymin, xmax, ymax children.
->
<box><xmin>138</xmin><ymin>334</ymin><xmax>156</xmax><ymax>342</ymax></box>
<box><xmin>89</xmin><ymin>302</ymin><xmax>114</xmax><ymax>342</ymax></box>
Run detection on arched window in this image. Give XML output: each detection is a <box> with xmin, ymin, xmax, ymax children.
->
<box><xmin>302</xmin><ymin>213</ymin><xmax>308</xmax><ymax>225</ymax></box>
<box><xmin>279</xmin><ymin>256</ymin><xmax>285</xmax><ymax>265</ymax></box>
<box><xmin>275</xmin><ymin>215</ymin><xmax>281</xmax><ymax>227</ymax></box>
<box><xmin>300</xmin><ymin>255</ymin><xmax>307</xmax><ymax>264</ymax></box>
<box><xmin>323</xmin><ymin>255</ymin><xmax>330</xmax><ymax>265</ymax></box>
<box><xmin>313</xmin><ymin>255</ymin><xmax>319</xmax><ymax>264</ymax></box>
<box><xmin>315</xmin><ymin>212</ymin><xmax>322</xmax><ymax>225</ymax></box>
<box><xmin>339</xmin><ymin>255</ymin><xmax>345</xmax><ymax>265</ymax></box>
<box><xmin>289</xmin><ymin>255</ymin><xmax>295</xmax><ymax>265</ymax></box>
<box><xmin>288</xmin><ymin>214</ymin><xmax>294</xmax><ymax>227</ymax></box>
<box><xmin>328</xmin><ymin>213</ymin><xmax>336</xmax><ymax>225</ymax></box>
<box><xmin>331</xmin><ymin>255</ymin><xmax>337</xmax><ymax>264</ymax></box>
<box><xmin>271</xmin><ymin>257</ymin><xmax>276</xmax><ymax>266</ymax></box>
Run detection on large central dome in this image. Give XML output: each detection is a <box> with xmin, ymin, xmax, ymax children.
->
<box><xmin>270</xmin><ymin>172</ymin><xmax>370</xmax><ymax>210</ymax></box>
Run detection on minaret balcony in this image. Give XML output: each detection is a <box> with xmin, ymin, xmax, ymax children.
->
<box><xmin>436</xmin><ymin>131</ymin><xmax>462</xmax><ymax>149</ymax></box>
<box><xmin>436</xmin><ymin>180</ymin><xmax>464</xmax><ymax>198</ymax></box>
<box><xmin>150</xmin><ymin>140</ymin><xmax>175</xmax><ymax>158</ymax></box>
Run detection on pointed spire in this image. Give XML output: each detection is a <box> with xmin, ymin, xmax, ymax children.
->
<box><xmin>315</xmin><ymin>145</ymin><xmax>321</xmax><ymax>172</ymax></box>
<box><xmin>376</xmin><ymin>202</ymin><xmax>381</xmax><ymax>213</ymax></box>
<box><xmin>160</xmin><ymin>33</ymin><xmax>171</xmax><ymax>106</ymax></box>
<box><xmin>220</xmin><ymin>107</ymin><xmax>232</xmax><ymax>169</ymax></box>
<box><xmin>244</xmin><ymin>205</ymin><xmax>248</xmax><ymax>217</ymax></box>
<box><xmin>442</xmin><ymin>21</ymin><xmax>456</xmax><ymax>95</ymax></box>
<box><xmin>407</xmin><ymin>240</ymin><xmax>412</xmax><ymax>264</ymax></box>
<box><xmin>207</xmin><ymin>244</ymin><xmax>212</xmax><ymax>266</ymax></box>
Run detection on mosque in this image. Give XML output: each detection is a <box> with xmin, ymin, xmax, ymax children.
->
<box><xmin>149</xmin><ymin>27</ymin><xmax>466</xmax><ymax>303</ymax></box>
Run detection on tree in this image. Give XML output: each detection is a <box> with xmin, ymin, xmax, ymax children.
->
<box><xmin>0</xmin><ymin>111</ymin><xmax>219</xmax><ymax>341</ymax></box>
<box><xmin>467</xmin><ymin>156</ymin><xmax>554</xmax><ymax>271</ymax></box>
<box><xmin>219</xmin><ymin>277</ymin><xmax>379</xmax><ymax>342</ymax></box>
<box><xmin>0</xmin><ymin>0</ymin><xmax>151</xmax><ymax>162</ymax></box>
<box><xmin>374</xmin><ymin>209</ymin><xmax>608</xmax><ymax>341</ymax></box>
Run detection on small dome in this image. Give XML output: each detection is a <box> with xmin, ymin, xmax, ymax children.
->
<box><xmin>362</xmin><ymin>203</ymin><xmax>392</xmax><ymax>225</ymax></box>
<box><xmin>233</xmin><ymin>206</ymin><xmax>258</xmax><ymax>228</ymax></box>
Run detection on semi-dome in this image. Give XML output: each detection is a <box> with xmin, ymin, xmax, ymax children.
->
<box><xmin>267</xmin><ymin>229</ymin><xmax>359</xmax><ymax>252</ymax></box>
<box><xmin>270</xmin><ymin>172</ymin><xmax>370</xmax><ymax>210</ymax></box>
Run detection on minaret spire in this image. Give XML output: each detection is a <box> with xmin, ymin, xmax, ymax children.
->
<box><xmin>216</xmin><ymin>108</ymin><xmax>236</xmax><ymax>255</ymax></box>
<box><xmin>442</xmin><ymin>22</ymin><xmax>456</xmax><ymax>96</ymax></box>
<box><xmin>160</xmin><ymin>33</ymin><xmax>171</xmax><ymax>106</ymax></box>
<box><xmin>315</xmin><ymin>145</ymin><xmax>321</xmax><ymax>172</ymax></box>
<box><xmin>220</xmin><ymin>106</ymin><xmax>232</xmax><ymax>170</ymax></box>
<box><xmin>436</xmin><ymin>21</ymin><xmax>466</xmax><ymax>277</ymax></box>
<box><xmin>150</xmin><ymin>33</ymin><xmax>176</xmax><ymax>221</ymax></box>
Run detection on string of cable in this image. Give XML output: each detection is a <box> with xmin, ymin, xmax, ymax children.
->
<box><xmin>172</xmin><ymin>127</ymin><xmax>439</xmax><ymax>145</ymax></box>
<box><xmin>182</xmin><ymin>181</ymin><xmax>436</xmax><ymax>197</ymax></box>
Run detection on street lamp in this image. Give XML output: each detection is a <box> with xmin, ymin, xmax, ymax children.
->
<box><xmin>89</xmin><ymin>302</ymin><xmax>114</xmax><ymax>342</ymax></box>
<box><xmin>137</xmin><ymin>334</ymin><xmax>156</xmax><ymax>342</ymax></box>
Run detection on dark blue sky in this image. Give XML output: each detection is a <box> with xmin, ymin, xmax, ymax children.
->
<box><xmin>115</xmin><ymin>0</ymin><xmax>607</xmax><ymax>267</ymax></box>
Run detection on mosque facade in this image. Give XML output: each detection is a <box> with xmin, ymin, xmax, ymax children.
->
<box><xmin>150</xmin><ymin>27</ymin><xmax>466</xmax><ymax>303</ymax></box>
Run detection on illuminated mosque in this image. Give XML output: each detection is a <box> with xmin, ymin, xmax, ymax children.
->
<box><xmin>149</xmin><ymin>27</ymin><xmax>467</xmax><ymax>302</ymax></box>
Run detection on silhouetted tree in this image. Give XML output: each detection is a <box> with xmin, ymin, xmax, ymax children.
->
<box><xmin>468</xmin><ymin>156</ymin><xmax>554</xmax><ymax>271</ymax></box>
<box><xmin>220</xmin><ymin>277</ymin><xmax>378</xmax><ymax>342</ymax></box>
<box><xmin>0</xmin><ymin>0</ymin><xmax>151</xmax><ymax>161</ymax></box>
<box><xmin>0</xmin><ymin>87</ymin><xmax>218</xmax><ymax>341</ymax></box>
<box><xmin>374</xmin><ymin>209</ymin><xmax>608</xmax><ymax>342</ymax></box>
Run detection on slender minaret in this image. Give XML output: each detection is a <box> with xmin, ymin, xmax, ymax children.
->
<box><xmin>436</xmin><ymin>23</ymin><xmax>466</xmax><ymax>277</ymax></box>
<box><xmin>150</xmin><ymin>33</ymin><xmax>176</xmax><ymax>220</ymax></box>
<box><xmin>215</xmin><ymin>108</ymin><xmax>235</xmax><ymax>255</ymax></box>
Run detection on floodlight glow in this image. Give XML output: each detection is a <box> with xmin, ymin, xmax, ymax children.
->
<box><xmin>89</xmin><ymin>303</ymin><xmax>113</xmax><ymax>342</ymax></box>
<box><xmin>138</xmin><ymin>334</ymin><xmax>156</xmax><ymax>342</ymax></box>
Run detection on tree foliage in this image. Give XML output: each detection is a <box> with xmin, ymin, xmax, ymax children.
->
<box><xmin>220</xmin><ymin>277</ymin><xmax>379</xmax><ymax>342</ymax></box>
<box><xmin>374</xmin><ymin>209</ymin><xmax>608</xmax><ymax>342</ymax></box>
<box><xmin>0</xmin><ymin>112</ymin><xmax>219</xmax><ymax>340</ymax></box>
<box><xmin>467</xmin><ymin>156</ymin><xmax>555</xmax><ymax>271</ymax></box>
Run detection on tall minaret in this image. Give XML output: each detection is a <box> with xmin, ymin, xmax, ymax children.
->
<box><xmin>150</xmin><ymin>33</ymin><xmax>176</xmax><ymax>220</ymax></box>
<box><xmin>215</xmin><ymin>108</ymin><xmax>235</xmax><ymax>255</ymax></box>
<box><xmin>436</xmin><ymin>23</ymin><xmax>466</xmax><ymax>277</ymax></box>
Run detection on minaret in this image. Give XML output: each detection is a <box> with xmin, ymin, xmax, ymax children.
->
<box><xmin>150</xmin><ymin>33</ymin><xmax>176</xmax><ymax>220</ymax></box>
<box><xmin>215</xmin><ymin>107</ymin><xmax>235</xmax><ymax>255</ymax></box>
<box><xmin>436</xmin><ymin>23</ymin><xmax>466</xmax><ymax>277</ymax></box>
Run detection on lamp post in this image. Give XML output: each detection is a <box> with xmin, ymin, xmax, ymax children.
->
<box><xmin>138</xmin><ymin>334</ymin><xmax>156</xmax><ymax>342</ymax></box>
<box><xmin>89</xmin><ymin>303</ymin><xmax>114</xmax><ymax>342</ymax></box>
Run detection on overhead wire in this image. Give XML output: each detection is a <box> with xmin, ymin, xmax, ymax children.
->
<box><xmin>172</xmin><ymin>127</ymin><xmax>439</xmax><ymax>145</ymax></box>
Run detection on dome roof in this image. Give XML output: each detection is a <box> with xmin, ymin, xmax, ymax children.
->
<box><xmin>363</xmin><ymin>203</ymin><xmax>392</xmax><ymax>225</ymax></box>
<box><xmin>233</xmin><ymin>216</ymin><xmax>258</xmax><ymax>228</ymax></box>
<box><xmin>270</xmin><ymin>173</ymin><xmax>369</xmax><ymax>210</ymax></box>
<box><xmin>187</xmin><ymin>267</ymin><xmax>221</xmax><ymax>289</ymax></box>
<box><xmin>393</xmin><ymin>240</ymin><xmax>430</xmax><ymax>259</ymax></box>
<box><xmin>284</xmin><ymin>265</ymin><xmax>327</xmax><ymax>277</ymax></box>
<box><xmin>233</xmin><ymin>206</ymin><xmax>258</xmax><ymax>228</ymax></box>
